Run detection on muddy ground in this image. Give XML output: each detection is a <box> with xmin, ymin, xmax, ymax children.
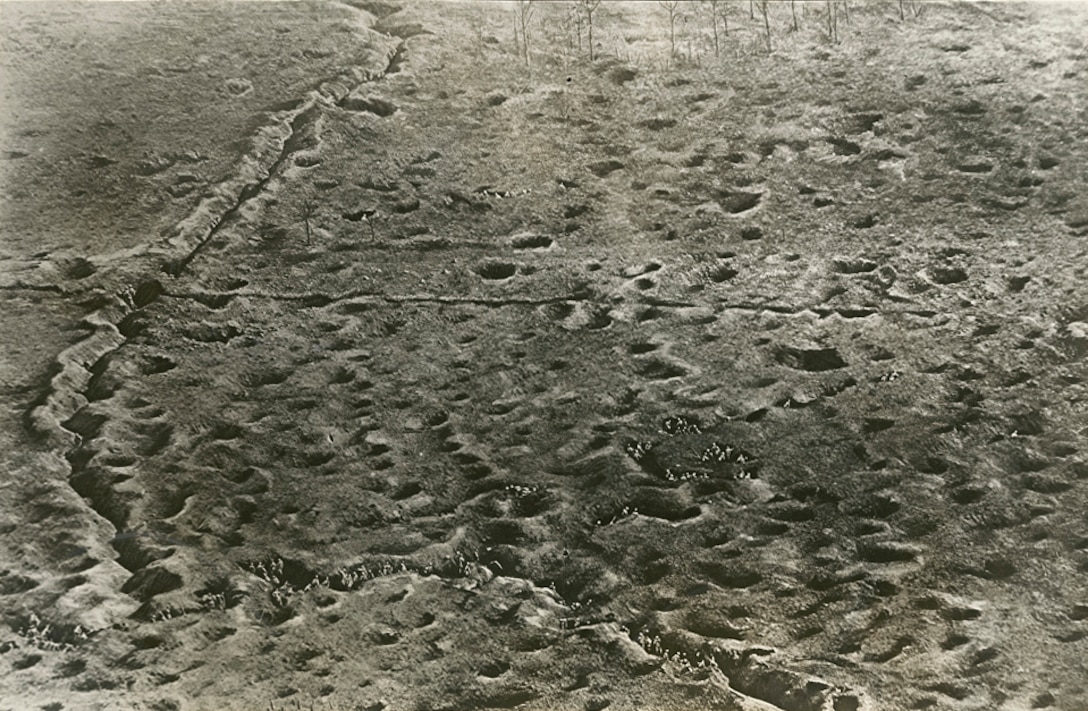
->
<box><xmin>1</xmin><ymin>1</ymin><xmax>1087</xmax><ymax>709</ymax></box>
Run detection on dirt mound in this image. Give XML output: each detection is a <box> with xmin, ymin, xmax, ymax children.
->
<box><xmin>340</xmin><ymin>93</ymin><xmax>398</xmax><ymax>116</ymax></box>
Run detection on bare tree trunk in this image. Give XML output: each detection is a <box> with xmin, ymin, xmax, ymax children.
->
<box><xmin>758</xmin><ymin>0</ymin><xmax>771</xmax><ymax>52</ymax></box>
<box><xmin>711</xmin><ymin>10</ymin><xmax>719</xmax><ymax>57</ymax></box>
<box><xmin>300</xmin><ymin>200</ymin><xmax>315</xmax><ymax>246</ymax></box>
<box><xmin>580</xmin><ymin>0</ymin><xmax>599</xmax><ymax>62</ymax></box>
<box><xmin>517</xmin><ymin>0</ymin><xmax>535</xmax><ymax>69</ymax></box>
<box><xmin>826</xmin><ymin>0</ymin><xmax>838</xmax><ymax>42</ymax></box>
<box><xmin>791</xmin><ymin>0</ymin><xmax>798</xmax><ymax>32</ymax></box>
<box><xmin>521</xmin><ymin>16</ymin><xmax>527</xmax><ymax>68</ymax></box>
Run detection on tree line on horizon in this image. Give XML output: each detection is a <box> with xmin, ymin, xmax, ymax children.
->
<box><xmin>511</xmin><ymin>0</ymin><xmax>929</xmax><ymax>69</ymax></box>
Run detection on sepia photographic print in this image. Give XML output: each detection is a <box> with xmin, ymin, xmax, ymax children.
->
<box><xmin>1</xmin><ymin>1</ymin><xmax>1086</xmax><ymax>709</ymax></box>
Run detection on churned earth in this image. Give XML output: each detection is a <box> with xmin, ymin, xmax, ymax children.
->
<box><xmin>1</xmin><ymin>1</ymin><xmax>1087</xmax><ymax>710</ymax></box>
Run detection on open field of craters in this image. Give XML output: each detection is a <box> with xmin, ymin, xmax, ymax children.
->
<box><xmin>2</xmin><ymin>1</ymin><xmax>1088</xmax><ymax>709</ymax></box>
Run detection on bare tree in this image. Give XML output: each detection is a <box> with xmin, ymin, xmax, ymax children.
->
<box><xmin>717</xmin><ymin>1</ymin><xmax>730</xmax><ymax>38</ymax></box>
<box><xmin>790</xmin><ymin>0</ymin><xmax>799</xmax><ymax>32</ymax></box>
<box><xmin>898</xmin><ymin>0</ymin><xmax>924</xmax><ymax>21</ymax></box>
<box><xmin>825</xmin><ymin>0</ymin><xmax>838</xmax><ymax>43</ymax></box>
<box><xmin>703</xmin><ymin>0</ymin><xmax>725</xmax><ymax>57</ymax></box>
<box><xmin>569</xmin><ymin>1</ymin><xmax>584</xmax><ymax>54</ymax></box>
<box><xmin>300</xmin><ymin>199</ymin><xmax>316</xmax><ymax>246</ymax></box>
<box><xmin>562</xmin><ymin>2</ymin><xmax>574</xmax><ymax>50</ymax></box>
<box><xmin>660</xmin><ymin>1</ymin><xmax>682</xmax><ymax>59</ymax></box>
<box><xmin>578</xmin><ymin>0</ymin><xmax>602</xmax><ymax>62</ymax></box>
<box><xmin>513</xmin><ymin>0</ymin><xmax>535</xmax><ymax>68</ymax></box>
<box><xmin>756</xmin><ymin>0</ymin><xmax>771</xmax><ymax>52</ymax></box>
